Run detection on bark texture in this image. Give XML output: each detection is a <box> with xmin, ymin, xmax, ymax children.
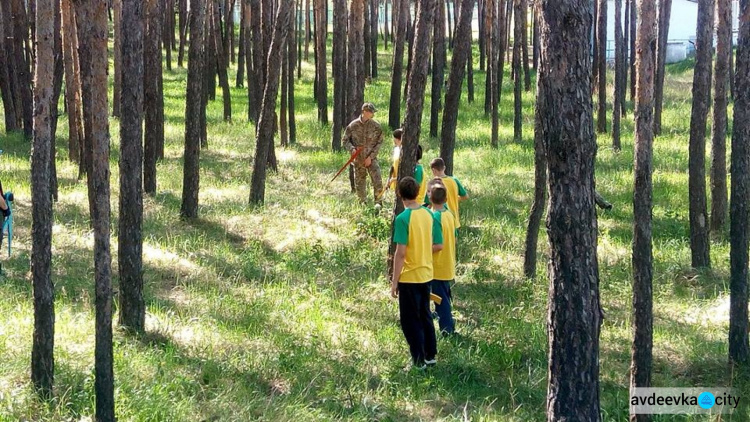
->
<box><xmin>31</xmin><ymin>0</ymin><xmax>55</xmax><ymax>398</ymax></box>
<box><xmin>729</xmin><ymin>0</ymin><xmax>750</xmax><ymax>366</ymax></box>
<box><xmin>181</xmin><ymin>0</ymin><xmax>206</xmax><ymax>219</ymax></box>
<box><xmin>118</xmin><ymin>0</ymin><xmax>145</xmax><ymax>333</ymax></box>
<box><xmin>687</xmin><ymin>0</ymin><xmax>713</xmax><ymax>268</ymax></box>
<box><xmin>630</xmin><ymin>1</ymin><xmax>657</xmax><ymax>420</ymax></box>
<box><xmin>710</xmin><ymin>0</ymin><xmax>732</xmax><ymax>232</ymax></box>
<box><xmin>388</xmin><ymin>0</ymin><xmax>407</xmax><ymax>128</ymax></box>
<box><xmin>144</xmin><ymin>0</ymin><xmax>164</xmax><ymax>194</ymax></box>
<box><xmin>538</xmin><ymin>1</ymin><xmax>602</xmax><ymax>419</ymax></box>
<box><xmin>74</xmin><ymin>0</ymin><xmax>115</xmax><ymax>418</ymax></box>
<box><xmin>653</xmin><ymin>0</ymin><xmax>671</xmax><ymax>135</ymax></box>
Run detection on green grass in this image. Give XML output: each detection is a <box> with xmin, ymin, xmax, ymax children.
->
<box><xmin>0</xmin><ymin>41</ymin><xmax>748</xmax><ymax>421</ymax></box>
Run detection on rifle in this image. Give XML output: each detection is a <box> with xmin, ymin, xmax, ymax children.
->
<box><xmin>330</xmin><ymin>146</ymin><xmax>364</xmax><ymax>184</ymax></box>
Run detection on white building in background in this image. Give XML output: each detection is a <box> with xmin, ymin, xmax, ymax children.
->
<box><xmin>606</xmin><ymin>0</ymin><xmax>740</xmax><ymax>63</ymax></box>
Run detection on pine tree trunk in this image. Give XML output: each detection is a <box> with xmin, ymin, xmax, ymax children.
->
<box><xmin>180</xmin><ymin>0</ymin><xmax>205</xmax><ymax>219</ymax></box>
<box><xmin>0</xmin><ymin>0</ymin><xmax>18</xmax><ymax>132</ymax></box>
<box><xmin>370</xmin><ymin>0</ymin><xmax>378</xmax><ymax>77</ymax></box>
<box><xmin>388</xmin><ymin>0</ymin><xmax>406</xmax><ymax>128</ymax></box>
<box><xmin>62</xmin><ymin>0</ymin><xmax>82</xmax><ymax>163</ymax></box>
<box><xmin>280</xmin><ymin>44</ymin><xmax>289</xmax><ymax>146</ymax></box>
<box><xmin>144</xmin><ymin>0</ymin><xmax>164</xmax><ymax>194</ymax></box>
<box><xmin>364</xmin><ymin>0</ymin><xmax>371</xmax><ymax>79</ymax></box>
<box><xmin>512</xmin><ymin>0</ymin><xmax>522</xmax><ymax>143</ymax></box>
<box><xmin>729</xmin><ymin>0</ymin><xmax>750</xmax><ymax>366</ymax></box>
<box><xmin>249</xmin><ymin>0</ymin><xmax>263</xmax><ymax>122</ymax></box>
<box><xmin>11</xmin><ymin>0</ymin><xmax>33</xmax><ymax>137</ymax></box>
<box><xmin>288</xmin><ymin>11</ymin><xmax>296</xmax><ymax>144</ymax></box>
<box><xmin>384</xmin><ymin>0</ymin><xmax>389</xmax><ymax>49</ymax></box>
<box><xmin>305</xmin><ymin>0</ymin><xmax>310</xmax><ymax>60</ymax></box>
<box><xmin>629</xmin><ymin>0</ymin><xmax>636</xmax><ymax>102</ymax></box>
<box><xmin>688</xmin><ymin>0</ymin><xmax>713</xmax><ymax>269</ymax></box>
<box><xmin>630</xmin><ymin>1</ymin><xmax>657</xmax><ymax>419</ymax></box>
<box><xmin>592</xmin><ymin>0</ymin><xmax>598</xmax><ymax>85</ymax></box>
<box><xmin>439</xmin><ymin>0</ymin><xmax>472</xmax><ymax>175</ymax></box>
<box><xmin>30</xmin><ymin>0</ymin><xmax>55</xmax><ymax>398</ymax></box>
<box><xmin>163</xmin><ymin>0</ymin><xmax>173</xmax><ymax>71</ymax></box>
<box><xmin>49</xmin><ymin>0</ymin><xmax>62</xmax><ymax>202</ymax></box>
<box><xmin>466</xmin><ymin>44</ymin><xmax>474</xmax><ymax>103</ymax></box>
<box><xmin>478</xmin><ymin>0</ymin><xmax>484</xmax><ymax>70</ymax></box>
<box><xmin>213</xmin><ymin>0</ymin><xmax>232</xmax><ymax>122</ymax></box>
<box><xmin>236</xmin><ymin>3</ymin><xmax>246</xmax><ymax>87</ymax></box>
<box><xmin>613</xmin><ymin>0</ymin><xmax>623</xmax><ymax>150</ymax></box>
<box><xmin>711</xmin><ymin>0</ymin><xmax>731</xmax><ymax>233</ymax></box>
<box><xmin>178</xmin><ymin>0</ymin><xmax>187</xmax><ymax>67</ymax></box>
<box><xmin>520</xmin><ymin>0</ymin><xmax>530</xmax><ymax>91</ymax></box>
<box><xmin>532</xmin><ymin>4</ymin><xmax>538</xmax><ymax>70</ymax></box>
<box><xmin>522</xmin><ymin>93</ymin><xmax>546</xmax><ymax>279</ymax></box>
<box><xmin>484</xmin><ymin>0</ymin><xmax>493</xmax><ymax>114</ymax></box>
<box><xmin>118</xmin><ymin>0</ymin><xmax>145</xmax><ymax>333</ymax></box>
<box><xmin>653</xmin><ymin>0</ymin><xmax>671</xmax><ymax>135</ymax></box>
<box><xmin>446</xmin><ymin>0</ymin><xmax>452</xmax><ymax>47</ymax></box>
<box><xmin>250</xmin><ymin>0</ymin><xmax>291</xmax><ymax>204</ymax></box>
<box><xmin>2</xmin><ymin>1</ymin><xmax>22</xmax><ymax>132</ymax></box>
<box><xmin>113</xmin><ymin>0</ymin><xmax>122</xmax><ymax>117</ymax></box>
<box><xmin>348</xmin><ymin>0</ymin><xmax>365</xmax><ymax>121</ymax></box>
<box><xmin>596</xmin><ymin>0</ymin><xmax>606</xmax><ymax>134</ymax></box>
<box><xmin>539</xmin><ymin>1</ymin><xmax>602</xmax><ymax>419</ymax></box>
<box><xmin>204</xmin><ymin>3</ymin><xmax>217</xmax><ymax>102</ymax></box>
<box><xmin>332</xmin><ymin>0</ymin><xmax>347</xmax><ymax>150</ymax></box>
<box><xmin>489</xmin><ymin>0</ymin><xmax>498</xmax><ymax>146</ymax></box>
<box><xmin>74</xmin><ymin>0</ymin><xmax>114</xmax><ymax>418</ymax></box>
<box><xmin>315</xmin><ymin>0</ymin><xmax>328</xmax><ymax>123</ymax></box>
<box><xmin>429</xmin><ymin>0</ymin><xmax>445</xmax><ymax>138</ymax></box>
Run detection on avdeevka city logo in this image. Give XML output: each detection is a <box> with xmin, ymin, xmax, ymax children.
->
<box><xmin>698</xmin><ymin>392</ymin><xmax>715</xmax><ymax>410</ymax></box>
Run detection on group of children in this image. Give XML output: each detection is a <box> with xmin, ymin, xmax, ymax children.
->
<box><xmin>387</xmin><ymin>129</ymin><xmax>469</xmax><ymax>370</ymax></box>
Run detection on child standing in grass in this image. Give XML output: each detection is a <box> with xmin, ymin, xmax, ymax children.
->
<box><xmin>391</xmin><ymin>177</ymin><xmax>443</xmax><ymax>369</ymax></box>
<box><xmin>428</xmin><ymin>182</ymin><xmax>458</xmax><ymax>335</ymax></box>
<box><xmin>385</xmin><ymin>129</ymin><xmax>426</xmax><ymax>203</ymax></box>
<box><xmin>428</xmin><ymin>158</ymin><xmax>468</xmax><ymax>228</ymax></box>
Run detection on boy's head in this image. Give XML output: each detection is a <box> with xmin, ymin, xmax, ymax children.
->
<box><xmin>426</xmin><ymin>177</ymin><xmax>444</xmax><ymax>200</ymax></box>
<box><xmin>430</xmin><ymin>184</ymin><xmax>448</xmax><ymax>206</ymax></box>
<box><xmin>430</xmin><ymin>158</ymin><xmax>446</xmax><ymax>175</ymax></box>
<box><xmin>398</xmin><ymin>177</ymin><xmax>420</xmax><ymax>201</ymax></box>
<box><xmin>416</xmin><ymin>145</ymin><xmax>423</xmax><ymax>161</ymax></box>
<box><xmin>392</xmin><ymin>128</ymin><xmax>403</xmax><ymax>147</ymax></box>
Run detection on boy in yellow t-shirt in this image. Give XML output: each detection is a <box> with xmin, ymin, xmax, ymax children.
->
<box><xmin>427</xmin><ymin>158</ymin><xmax>468</xmax><ymax>228</ymax></box>
<box><xmin>428</xmin><ymin>182</ymin><xmax>458</xmax><ymax>335</ymax></box>
<box><xmin>391</xmin><ymin>177</ymin><xmax>443</xmax><ymax>369</ymax></box>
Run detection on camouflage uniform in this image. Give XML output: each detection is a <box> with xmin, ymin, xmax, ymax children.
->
<box><xmin>344</xmin><ymin>115</ymin><xmax>384</xmax><ymax>203</ymax></box>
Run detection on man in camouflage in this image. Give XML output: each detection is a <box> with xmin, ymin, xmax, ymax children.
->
<box><xmin>344</xmin><ymin>103</ymin><xmax>384</xmax><ymax>204</ymax></box>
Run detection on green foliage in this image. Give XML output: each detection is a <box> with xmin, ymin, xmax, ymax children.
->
<box><xmin>0</xmin><ymin>41</ymin><xmax>747</xmax><ymax>421</ymax></box>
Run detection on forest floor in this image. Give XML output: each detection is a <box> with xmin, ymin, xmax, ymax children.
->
<box><xmin>0</xmin><ymin>47</ymin><xmax>749</xmax><ymax>421</ymax></box>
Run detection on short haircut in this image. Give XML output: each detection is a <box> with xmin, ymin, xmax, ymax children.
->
<box><xmin>430</xmin><ymin>157</ymin><xmax>446</xmax><ymax>171</ymax></box>
<box><xmin>431</xmin><ymin>184</ymin><xmax>448</xmax><ymax>205</ymax></box>
<box><xmin>427</xmin><ymin>177</ymin><xmax>444</xmax><ymax>193</ymax></box>
<box><xmin>416</xmin><ymin>145</ymin><xmax>423</xmax><ymax>161</ymax></box>
<box><xmin>392</xmin><ymin>128</ymin><xmax>403</xmax><ymax>139</ymax></box>
<box><xmin>398</xmin><ymin>177</ymin><xmax>420</xmax><ymax>200</ymax></box>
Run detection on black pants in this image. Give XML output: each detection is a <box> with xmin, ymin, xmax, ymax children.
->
<box><xmin>398</xmin><ymin>282</ymin><xmax>437</xmax><ymax>364</ymax></box>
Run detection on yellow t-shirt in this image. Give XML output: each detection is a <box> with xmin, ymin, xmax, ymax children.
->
<box><xmin>393</xmin><ymin>206</ymin><xmax>443</xmax><ymax>283</ymax></box>
<box><xmin>432</xmin><ymin>207</ymin><xmax>457</xmax><ymax>281</ymax></box>
<box><xmin>430</xmin><ymin>176</ymin><xmax>467</xmax><ymax>228</ymax></box>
